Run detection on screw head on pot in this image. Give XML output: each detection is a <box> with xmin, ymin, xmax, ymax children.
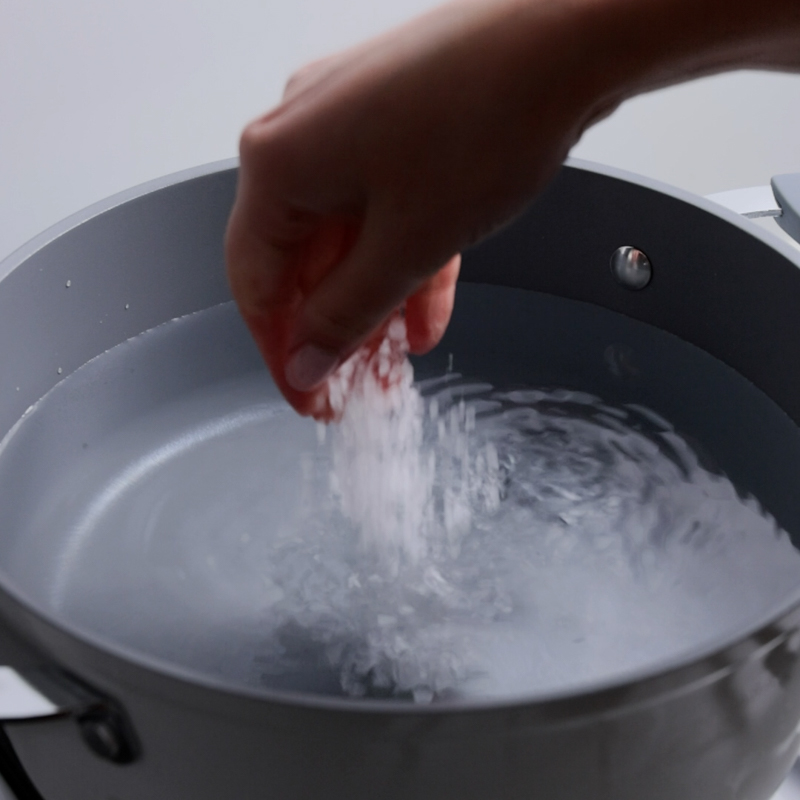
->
<box><xmin>611</xmin><ymin>246</ymin><xmax>652</xmax><ymax>290</ymax></box>
<box><xmin>77</xmin><ymin>707</ymin><xmax>139</xmax><ymax>764</ymax></box>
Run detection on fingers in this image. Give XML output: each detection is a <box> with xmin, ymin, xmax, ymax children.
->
<box><xmin>283</xmin><ymin>219</ymin><xmax>416</xmax><ymax>392</ymax></box>
<box><xmin>284</xmin><ymin>213</ymin><xmax>456</xmax><ymax>393</ymax></box>
<box><xmin>229</xmin><ymin>175</ymin><xmax>460</xmax><ymax>416</ymax></box>
<box><xmin>226</xmin><ymin>182</ymin><xmax>361</xmax><ymax>417</ymax></box>
<box><xmin>405</xmin><ymin>254</ymin><xmax>460</xmax><ymax>354</ymax></box>
<box><xmin>225</xmin><ymin>167</ymin><xmax>318</xmax><ymax>416</ymax></box>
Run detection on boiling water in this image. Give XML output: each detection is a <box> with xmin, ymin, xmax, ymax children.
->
<box><xmin>3</xmin><ymin>292</ymin><xmax>800</xmax><ymax>703</ymax></box>
<box><xmin>267</xmin><ymin>350</ymin><xmax>800</xmax><ymax>701</ymax></box>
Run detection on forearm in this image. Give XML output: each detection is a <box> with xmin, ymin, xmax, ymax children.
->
<box><xmin>562</xmin><ymin>0</ymin><xmax>800</xmax><ymax>116</ymax></box>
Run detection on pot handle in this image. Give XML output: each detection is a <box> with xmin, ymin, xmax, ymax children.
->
<box><xmin>0</xmin><ymin>665</ymin><xmax>138</xmax><ymax>765</ymax></box>
<box><xmin>706</xmin><ymin>174</ymin><xmax>800</xmax><ymax>245</ymax></box>
<box><xmin>771</xmin><ymin>174</ymin><xmax>800</xmax><ymax>245</ymax></box>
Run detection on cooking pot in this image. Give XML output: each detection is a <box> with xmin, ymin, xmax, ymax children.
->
<box><xmin>1</xmin><ymin>159</ymin><xmax>800</xmax><ymax>800</ymax></box>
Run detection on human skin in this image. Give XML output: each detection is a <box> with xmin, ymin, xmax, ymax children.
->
<box><xmin>225</xmin><ymin>0</ymin><xmax>800</xmax><ymax>419</ymax></box>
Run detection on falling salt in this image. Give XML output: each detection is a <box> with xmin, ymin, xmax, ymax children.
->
<box><xmin>325</xmin><ymin>317</ymin><xmax>432</xmax><ymax>569</ymax></box>
<box><xmin>324</xmin><ymin>317</ymin><xmax>502</xmax><ymax>572</ymax></box>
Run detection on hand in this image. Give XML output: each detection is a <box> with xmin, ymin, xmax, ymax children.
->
<box><xmin>225</xmin><ymin>0</ymin><xmax>800</xmax><ymax>419</ymax></box>
<box><xmin>225</xmin><ymin>0</ymin><xmax>606</xmax><ymax>417</ymax></box>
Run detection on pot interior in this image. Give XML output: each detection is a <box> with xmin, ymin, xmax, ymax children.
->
<box><xmin>0</xmin><ymin>281</ymin><xmax>798</xmax><ymax>704</ymax></box>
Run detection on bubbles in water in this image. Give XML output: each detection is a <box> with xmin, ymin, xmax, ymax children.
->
<box><xmin>243</xmin><ymin>324</ymin><xmax>800</xmax><ymax>702</ymax></box>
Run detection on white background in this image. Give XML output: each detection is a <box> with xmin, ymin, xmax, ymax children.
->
<box><xmin>2</xmin><ymin>0</ymin><xmax>800</xmax><ymax>263</ymax></box>
<box><xmin>1</xmin><ymin>1</ymin><xmax>800</xmax><ymax>798</ymax></box>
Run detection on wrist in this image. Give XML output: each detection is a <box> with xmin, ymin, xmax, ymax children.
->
<box><xmin>565</xmin><ymin>0</ymin><xmax>800</xmax><ymax>107</ymax></box>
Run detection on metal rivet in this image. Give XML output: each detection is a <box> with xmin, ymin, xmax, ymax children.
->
<box><xmin>77</xmin><ymin>708</ymin><xmax>138</xmax><ymax>764</ymax></box>
<box><xmin>79</xmin><ymin>717</ymin><xmax>125</xmax><ymax>762</ymax></box>
<box><xmin>610</xmin><ymin>246</ymin><xmax>652</xmax><ymax>290</ymax></box>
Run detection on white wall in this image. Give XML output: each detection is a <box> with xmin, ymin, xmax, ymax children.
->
<box><xmin>575</xmin><ymin>71</ymin><xmax>800</xmax><ymax>196</ymax></box>
<box><xmin>2</xmin><ymin>0</ymin><xmax>800</xmax><ymax>262</ymax></box>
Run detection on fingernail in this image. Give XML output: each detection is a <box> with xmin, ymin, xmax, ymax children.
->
<box><xmin>286</xmin><ymin>344</ymin><xmax>339</xmax><ymax>391</ymax></box>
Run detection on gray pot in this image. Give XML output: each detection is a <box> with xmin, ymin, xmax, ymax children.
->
<box><xmin>1</xmin><ymin>159</ymin><xmax>800</xmax><ymax>800</ymax></box>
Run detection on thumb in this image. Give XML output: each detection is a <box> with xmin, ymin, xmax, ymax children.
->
<box><xmin>284</xmin><ymin>215</ymin><xmax>453</xmax><ymax>392</ymax></box>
